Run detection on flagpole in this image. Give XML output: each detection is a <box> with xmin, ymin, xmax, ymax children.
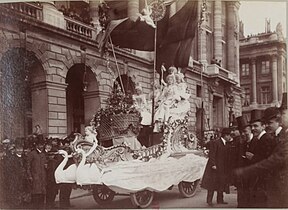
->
<box><xmin>151</xmin><ymin>20</ymin><xmax>157</xmax><ymax>128</ymax></box>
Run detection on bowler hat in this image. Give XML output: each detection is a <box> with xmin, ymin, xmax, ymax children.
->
<box><xmin>236</xmin><ymin>116</ymin><xmax>250</xmax><ymax>130</ymax></box>
<box><xmin>221</xmin><ymin>127</ymin><xmax>232</xmax><ymax>135</ymax></box>
<box><xmin>280</xmin><ymin>92</ymin><xmax>287</xmax><ymax>111</ymax></box>
<box><xmin>250</xmin><ymin>109</ymin><xmax>263</xmax><ymax>124</ymax></box>
<box><xmin>263</xmin><ymin>107</ymin><xmax>280</xmax><ymax>123</ymax></box>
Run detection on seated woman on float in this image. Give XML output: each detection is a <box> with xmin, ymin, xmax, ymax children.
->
<box><xmin>154</xmin><ymin>72</ymin><xmax>181</xmax><ymax>124</ymax></box>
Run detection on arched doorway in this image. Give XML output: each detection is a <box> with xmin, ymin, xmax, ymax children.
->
<box><xmin>66</xmin><ymin>64</ymin><xmax>99</xmax><ymax>134</ymax></box>
<box><xmin>0</xmin><ymin>48</ymin><xmax>44</xmax><ymax>140</ymax></box>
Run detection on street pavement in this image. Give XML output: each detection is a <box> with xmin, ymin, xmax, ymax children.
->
<box><xmin>55</xmin><ymin>186</ymin><xmax>238</xmax><ymax>209</ymax></box>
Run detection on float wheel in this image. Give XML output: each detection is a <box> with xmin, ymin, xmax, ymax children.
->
<box><xmin>92</xmin><ymin>185</ymin><xmax>115</xmax><ymax>205</ymax></box>
<box><xmin>178</xmin><ymin>179</ymin><xmax>200</xmax><ymax>198</ymax></box>
<box><xmin>130</xmin><ymin>190</ymin><xmax>154</xmax><ymax>208</ymax></box>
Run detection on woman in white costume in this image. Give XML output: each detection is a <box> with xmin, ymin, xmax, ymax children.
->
<box><xmin>132</xmin><ymin>84</ymin><xmax>152</xmax><ymax>126</ymax></box>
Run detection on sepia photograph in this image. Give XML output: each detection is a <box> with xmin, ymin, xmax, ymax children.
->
<box><xmin>0</xmin><ymin>0</ymin><xmax>287</xmax><ymax>209</ymax></box>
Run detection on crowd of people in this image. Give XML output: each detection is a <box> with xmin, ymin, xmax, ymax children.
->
<box><xmin>0</xmin><ymin>131</ymin><xmax>76</xmax><ymax>209</ymax></box>
<box><xmin>201</xmin><ymin>93</ymin><xmax>288</xmax><ymax>208</ymax></box>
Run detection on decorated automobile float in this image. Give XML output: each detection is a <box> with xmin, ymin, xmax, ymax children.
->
<box><xmin>55</xmin><ymin>0</ymin><xmax>208</xmax><ymax>208</ymax></box>
<box><xmin>54</xmin><ymin>76</ymin><xmax>207</xmax><ymax>208</ymax></box>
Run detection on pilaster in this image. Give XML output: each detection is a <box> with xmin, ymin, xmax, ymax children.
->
<box><xmin>272</xmin><ymin>55</ymin><xmax>279</xmax><ymax>104</ymax></box>
<box><xmin>251</xmin><ymin>58</ymin><xmax>257</xmax><ymax>106</ymax></box>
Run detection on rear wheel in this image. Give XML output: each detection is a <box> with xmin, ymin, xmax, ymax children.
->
<box><xmin>178</xmin><ymin>179</ymin><xmax>200</xmax><ymax>198</ymax></box>
<box><xmin>130</xmin><ymin>190</ymin><xmax>154</xmax><ymax>208</ymax></box>
<box><xmin>92</xmin><ymin>185</ymin><xmax>115</xmax><ymax>205</ymax></box>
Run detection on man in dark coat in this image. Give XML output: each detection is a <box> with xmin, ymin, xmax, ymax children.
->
<box><xmin>234</xmin><ymin>115</ymin><xmax>254</xmax><ymax>207</ymax></box>
<box><xmin>201</xmin><ymin>127</ymin><xmax>232</xmax><ymax>206</ymax></box>
<box><xmin>235</xmin><ymin>104</ymin><xmax>288</xmax><ymax>207</ymax></box>
<box><xmin>263</xmin><ymin>106</ymin><xmax>286</xmax><ymax>141</ymax></box>
<box><xmin>240</xmin><ymin>109</ymin><xmax>276</xmax><ymax>207</ymax></box>
<box><xmin>27</xmin><ymin>140</ymin><xmax>47</xmax><ymax>209</ymax></box>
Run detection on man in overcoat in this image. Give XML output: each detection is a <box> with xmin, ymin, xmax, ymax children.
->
<box><xmin>201</xmin><ymin>127</ymin><xmax>232</xmax><ymax>206</ymax></box>
<box><xmin>27</xmin><ymin>140</ymin><xmax>47</xmax><ymax>209</ymax></box>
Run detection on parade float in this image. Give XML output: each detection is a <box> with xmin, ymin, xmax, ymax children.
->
<box><xmin>55</xmin><ymin>0</ymin><xmax>208</xmax><ymax>208</ymax></box>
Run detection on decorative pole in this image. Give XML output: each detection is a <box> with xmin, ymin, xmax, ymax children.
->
<box><xmin>149</xmin><ymin>0</ymin><xmax>166</xmax><ymax>144</ymax></box>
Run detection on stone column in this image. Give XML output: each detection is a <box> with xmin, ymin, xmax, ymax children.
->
<box><xmin>272</xmin><ymin>55</ymin><xmax>278</xmax><ymax>104</ymax></box>
<box><xmin>226</xmin><ymin>1</ymin><xmax>240</xmax><ymax>75</ymax></box>
<box><xmin>251</xmin><ymin>59</ymin><xmax>257</xmax><ymax>105</ymax></box>
<box><xmin>127</xmin><ymin>0</ymin><xmax>139</xmax><ymax>21</ymax></box>
<box><xmin>46</xmin><ymin>81</ymin><xmax>68</xmax><ymax>137</ymax></box>
<box><xmin>89</xmin><ymin>0</ymin><xmax>101</xmax><ymax>33</ymax></box>
<box><xmin>213</xmin><ymin>1</ymin><xmax>222</xmax><ymax>61</ymax></box>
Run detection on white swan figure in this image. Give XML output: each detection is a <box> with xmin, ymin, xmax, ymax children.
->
<box><xmin>54</xmin><ymin>150</ymin><xmax>77</xmax><ymax>184</ymax></box>
<box><xmin>75</xmin><ymin>140</ymin><xmax>102</xmax><ymax>186</ymax></box>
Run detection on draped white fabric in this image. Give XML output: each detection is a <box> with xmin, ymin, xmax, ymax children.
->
<box><xmin>100</xmin><ymin>153</ymin><xmax>207</xmax><ymax>193</ymax></box>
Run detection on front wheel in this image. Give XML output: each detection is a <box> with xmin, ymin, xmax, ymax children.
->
<box><xmin>178</xmin><ymin>179</ymin><xmax>200</xmax><ymax>198</ymax></box>
<box><xmin>92</xmin><ymin>185</ymin><xmax>115</xmax><ymax>205</ymax></box>
<box><xmin>130</xmin><ymin>190</ymin><xmax>154</xmax><ymax>208</ymax></box>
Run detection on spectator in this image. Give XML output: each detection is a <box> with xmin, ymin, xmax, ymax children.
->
<box><xmin>235</xmin><ymin>96</ymin><xmax>288</xmax><ymax>207</ymax></box>
<box><xmin>27</xmin><ymin>140</ymin><xmax>47</xmax><ymax>209</ymax></box>
<box><xmin>201</xmin><ymin>127</ymin><xmax>232</xmax><ymax>206</ymax></box>
<box><xmin>45</xmin><ymin>148</ymin><xmax>60</xmax><ymax>208</ymax></box>
<box><xmin>5</xmin><ymin>145</ymin><xmax>27</xmax><ymax>208</ymax></box>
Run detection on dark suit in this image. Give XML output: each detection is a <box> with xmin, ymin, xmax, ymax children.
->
<box><xmin>201</xmin><ymin>138</ymin><xmax>230</xmax><ymax>204</ymax></box>
<box><xmin>240</xmin><ymin>132</ymin><xmax>276</xmax><ymax>207</ymax></box>
<box><xmin>237</xmin><ymin>129</ymin><xmax>288</xmax><ymax>207</ymax></box>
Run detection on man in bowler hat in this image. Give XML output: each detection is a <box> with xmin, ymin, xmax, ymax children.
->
<box><xmin>201</xmin><ymin>127</ymin><xmax>232</xmax><ymax>206</ymax></box>
<box><xmin>235</xmin><ymin>93</ymin><xmax>288</xmax><ymax>207</ymax></box>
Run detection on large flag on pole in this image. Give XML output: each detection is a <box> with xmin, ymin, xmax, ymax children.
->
<box><xmin>98</xmin><ymin>0</ymin><xmax>198</xmax><ymax>72</ymax></box>
<box><xmin>156</xmin><ymin>0</ymin><xmax>198</xmax><ymax>71</ymax></box>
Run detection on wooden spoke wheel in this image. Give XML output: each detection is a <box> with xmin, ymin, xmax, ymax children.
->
<box><xmin>92</xmin><ymin>185</ymin><xmax>115</xmax><ymax>205</ymax></box>
<box><xmin>130</xmin><ymin>190</ymin><xmax>154</xmax><ymax>208</ymax></box>
<box><xmin>178</xmin><ymin>179</ymin><xmax>200</xmax><ymax>198</ymax></box>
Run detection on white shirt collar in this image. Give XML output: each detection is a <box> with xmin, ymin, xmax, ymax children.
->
<box><xmin>16</xmin><ymin>154</ymin><xmax>22</xmax><ymax>157</ymax></box>
<box><xmin>36</xmin><ymin>148</ymin><xmax>42</xmax><ymax>153</ymax></box>
<box><xmin>247</xmin><ymin>133</ymin><xmax>253</xmax><ymax>142</ymax></box>
<box><xmin>275</xmin><ymin>127</ymin><xmax>283</xmax><ymax>136</ymax></box>
<box><xmin>258</xmin><ymin>130</ymin><xmax>266</xmax><ymax>139</ymax></box>
<box><xmin>221</xmin><ymin>137</ymin><xmax>226</xmax><ymax>145</ymax></box>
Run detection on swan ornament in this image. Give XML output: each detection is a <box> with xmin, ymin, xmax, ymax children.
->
<box><xmin>54</xmin><ymin>150</ymin><xmax>77</xmax><ymax>184</ymax></box>
<box><xmin>75</xmin><ymin>140</ymin><xmax>102</xmax><ymax>186</ymax></box>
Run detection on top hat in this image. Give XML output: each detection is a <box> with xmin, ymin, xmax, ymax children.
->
<box><xmin>263</xmin><ymin>107</ymin><xmax>281</xmax><ymax>123</ymax></box>
<box><xmin>221</xmin><ymin>127</ymin><xmax>232</xmax><ymax>135</ymax></box>
<box><xmin>250</xmin><ymin>109</ymin><xmax>263</xmax><ymax>124</ymax></box>
<box><xmin>236</xmin><ymin>116</ymin><xmax>250</xmax><ymax>130</ymax></box>
<box><xmin>280</xmin><ymin>92</ymin><xmax>287</xmax><ymax>111</ymax></box>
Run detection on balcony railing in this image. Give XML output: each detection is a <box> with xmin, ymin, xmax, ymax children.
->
<box><xmin>206</xmin><ymin>64</ymin><xmax>237</xmax><ymax>83</ymax></box>
<box><xmin>2</xmin><ymin>2</ymin><xmax>42</xmax><ymax>20</ymax></box>
<box><xmin>65</xmin><ymin>17</ymin><xmax>95</xmax><ymax>39</ymax></box>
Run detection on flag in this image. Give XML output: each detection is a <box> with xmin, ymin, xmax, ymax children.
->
<box><xmin>101</xmin><ymin>1</ymin><xmax>198</xmax><ymax>73</ymax></box>
<box><xmin>156</xmin><ymin>0</ymin><xmax>198</xmax><ymax>71</ymax></box>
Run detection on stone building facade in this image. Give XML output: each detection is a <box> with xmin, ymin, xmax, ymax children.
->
<box><xmin>0</xmin><ymin>1</ymin><xmax>241</xmax><ymax>140</ymax></box>
<box><xmin>239</xmin><ymin>20</ymin><xmax>287</xmax><ymax>120</ymax></box>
